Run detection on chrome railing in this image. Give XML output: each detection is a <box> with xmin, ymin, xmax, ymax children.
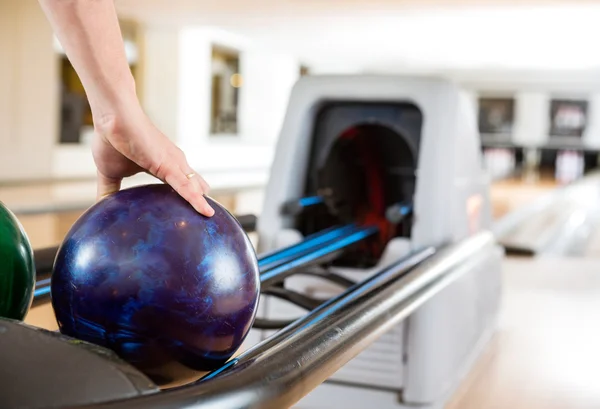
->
<box><xmin>71</xmin><ymin>231</ymin><xmax>495</xmax><ymax>409</ymax></box>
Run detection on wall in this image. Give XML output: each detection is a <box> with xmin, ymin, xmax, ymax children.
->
<box><xmin>52</xmin><ymin>25</ymin><xmax>300</xmax><ymax>189</ymax></box>
<box><xmin>474</xmin><ymin>90</ymin><xmax>600</xmax><ymax>149</ymax></box>
<box><xmin>0</xmin><ymin>0</ymin><xmax>57</xmax><ymax>181</ymax></box>
<box><xmin>0</xmin><ymin>3</ymin><xmax>299</xmax><ymax>187</ymax></box>
<box><xmin>141</xmin><ymin>25</ymin><xmax>180</xmax><ymax>141</ymax></box>
<box><xmin>239</xmin><ymin>47</ymin><xmax>301</xmax><ymax>145</ymax></box>
<box><xmin>177</xmin><ymin>26</ymin><xmax>299</xmax><ymax>147</ymax></box>
<box><xmin>512</xmin><ymin>92</ymin><xmax>549</xmax><ymax>147</ymax></box>
<box><xmin>10</xmin><ymin>3</ymin><xmax>600</xmax><ymax>188</ymax></box>
<box><xmin>449</xmin><ymin>70</ymin><xmax>600</xmax><ymax>149</ymax></box>
<box><xmin>585</xmin><ymin>94</ymin><xmax>600</xmax><ymax>147</ymax></box>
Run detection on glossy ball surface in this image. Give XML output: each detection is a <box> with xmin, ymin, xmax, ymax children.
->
<box><xmin>0</xmin><ymin>202</ymin><xmax>35</xmax><ymax>320</ymax></box>
<box><xmin>51</xmin><ymin>184</ymin><xmax>260</xmax><ymax>387</ymax></box>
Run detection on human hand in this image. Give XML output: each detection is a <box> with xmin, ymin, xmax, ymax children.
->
<box><xmin>92</xmin><ymin>104</ymin><xmax>215</xmax><ymax>217</ymax></box>
<box><xmin>37</xmin><ymin>0</ymin><xmax>214</xmax><ymax>217</ymax></box>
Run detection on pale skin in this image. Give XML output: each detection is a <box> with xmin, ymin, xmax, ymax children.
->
<box><xmin>38</xmin><ymin>0</ymin><xmax>215</xmax><ymax>217</ymax></box>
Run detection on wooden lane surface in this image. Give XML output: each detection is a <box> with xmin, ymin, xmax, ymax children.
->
<box><xmin>489</xmin><ymin>172</ymin><xmax>559</xmax><ymax>220</ymax></box>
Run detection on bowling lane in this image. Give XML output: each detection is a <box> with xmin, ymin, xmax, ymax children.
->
<box><xmin>493</xmin><ymin>171</ymin><xmax>600</xmax><ymax>257</ymax></box>
<box><xmin>581</xmin><ymin>226</ymin><xmax>600</xmax><ymax>257</ymax></box>
<box><xmin>489</xmin><ymin>171</ymin><xmax>558</xmax><ymax>220</ymax></box>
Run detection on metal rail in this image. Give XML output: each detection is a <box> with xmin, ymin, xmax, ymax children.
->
<box><xmin>260</xmin><ymin>226</ymin><xmax>379</xmax><ymax>287</ymax></box>
<box><xmin>280</xmin><ymin>196</ymin><xmax>324</xmax><ymax>216</ymax></box>
<box><xmin>32</xmin><ymin>278</ymin><xmax>52</xmax><ymax>307</ymax></box>
<box><xmin>71</xmin><ymin>231</ymin><xmax>495</xmax><ymax>409</ymax></box>
<box><xmin>258</xmin><ymin>224</ymin><xmax>357</xmax><ymax>271</ymax></box>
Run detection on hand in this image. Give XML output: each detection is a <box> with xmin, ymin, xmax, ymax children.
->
<box><xmin>37</xmin><ymin>0</ymin><xmax>214</xmax><ymax>216</ymax></box>
<box><xmin>92</xmin><ymin>104</ymin><xmax>215</xmax><ymax>217</ymax></box>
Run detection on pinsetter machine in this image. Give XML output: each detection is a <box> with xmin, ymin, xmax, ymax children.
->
<box><xmin>3</xmin><ymin>75</ymin><xmax>502</xmax><ymax>409</ymax></box>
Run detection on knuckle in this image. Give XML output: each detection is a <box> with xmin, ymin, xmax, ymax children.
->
<box><xmin>94</xmin><ymin>114</ymin><xmax>125</xmax><ymax>140</ymax></box>
<box><xmin>147</xmin><ymin>152</ymin><xmax>170</xmax><ymax>180</ymax></box>
<box><xmin>149</xmin><ymin>160</ymin><xmax>166</xmax><ymax>180</ymax></box>
<box><xmin>177</xmin><ymin>178</ymin><xmax>193</xmax><ymax>192</ymax></box>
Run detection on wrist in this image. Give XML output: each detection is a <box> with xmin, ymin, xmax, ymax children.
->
<box><xmin>88</xmin><ymin>74</ymin><xmax>138</xmax><ymax>116</ymax></box>
<box><xmin>90</xmin><ymin>76</ymin><xmax>143</xmax><ymax>131</ymax></box>
<box><xmin>92</xmin><ymin>91</ymin><xmax>146</xmax><ymax>140</ymax></box>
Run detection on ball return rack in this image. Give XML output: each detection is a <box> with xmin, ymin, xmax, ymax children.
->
<box><xmin>3</xmin><ymin>212</ymin><xmax>497</xmax><ymax>409</ymax></box>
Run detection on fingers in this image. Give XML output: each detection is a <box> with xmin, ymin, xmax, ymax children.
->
<box><xmin>159</xmin><ymin>147</ymin><xmax>214</xmax><ymax>216</ymax></box>
<box><xmin>96</xmin><ymin>164</ymin><xmax>214</xmax><ymax>217</ymax></box>
<box><xmin>197</xmin><ymin>174</ymin><xmax>211</xmax><ymax>194</ymax></box>
<box><xmin>179</xmin><ymin>162</ymin><xmax>211</xmax><ymax>195</ymax></box>
<box><xmin>150</xmin><ymin>148</ymin><xmax>214</xmax><ymax>216</ymax></box>
<box><xmin>163</xmin><ymin>164</ymin><xmax>215</xmax><ymax>217</ymax></box>
<box><xmin>97</xmin><ymin>172</ymin><xmax>122</xmax><ymax>201</ymax></box>
<box><xmin>93</xmin><ymin>118</ymin><xmax>214</xmax><ymax>216</ymax></box>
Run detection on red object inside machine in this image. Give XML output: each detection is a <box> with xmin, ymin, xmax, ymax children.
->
<box><xmin>339</xmin><ymin>127</ymin><xmax>396</xmax><ymax>257</ymax></box>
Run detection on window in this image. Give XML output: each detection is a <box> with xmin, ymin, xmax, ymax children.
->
<box><xmin>210</xmin><ymin>46</ymin><xmax>241</xmax><ymax>135</ymax></box>
<box><xmin>57</xmin><ymin>19</ymin><xmax>139</xmax><ymax>144</ymax></box>
<box><xmin>478</xmin><ymin>97</ymin><xmax>515</xmax><ymax>135</ymax></box>
<box><xmin>59</xmin><ymin>58</ymin><xmax>91</xmax><ymax>144</ymax></box>
<box><xmin>549</xmin><ymin>99</ymin><xmax>588</xmax><ymax>138</ymax></box>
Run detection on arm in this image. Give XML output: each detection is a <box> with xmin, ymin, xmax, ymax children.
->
<box><xmin>38</xmin><ymin>0</ymin><xmax>214</xmax><ymax>216</ymax></box>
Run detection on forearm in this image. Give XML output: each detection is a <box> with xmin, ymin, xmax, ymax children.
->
<box><xmin>38</xmin><ymin>0</ymin><xmax>137</xmax><ymax>119</ymax></box>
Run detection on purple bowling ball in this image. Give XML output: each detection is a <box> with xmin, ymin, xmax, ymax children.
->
<box><xmin>51</xmin><ymin>184</ymin><xmax>260</xmax><ymax>387</ymax></box>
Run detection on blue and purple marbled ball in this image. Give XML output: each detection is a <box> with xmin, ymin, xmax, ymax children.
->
<box><xmin>51</xmin><ymin>183</ymin><xmax>260</xmax><ymax>387</ymax></box>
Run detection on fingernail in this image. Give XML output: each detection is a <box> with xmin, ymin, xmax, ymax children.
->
<box><xmin>197</xmin><ymin>202</ymin><xmax>214</xmax><ymax>217</ymax></box>
<box><xmin>205</xmin><ymin>204</ymin><xmax>215</xmax><ymax>217</ymax></box>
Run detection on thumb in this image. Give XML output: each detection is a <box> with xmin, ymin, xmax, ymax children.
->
<box><xmin>97</xmin><ymin>171</ymin><xmax>122</xmax><ymax>200</ymax></box>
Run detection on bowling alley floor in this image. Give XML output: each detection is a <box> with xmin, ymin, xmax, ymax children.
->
<box><xmin>446</xmin><ymin>255</ymin><xmax>600</xmax><ymax>409</ymax></box>
<box><xmin>447</xmin><ymin>173</ymin><xmax>600</xmax><ymax>409</ymax></box>
<box><xmin>6</xmin><ymin>175</ymin><xmax>600</xmax><ymax>409</ymax></box>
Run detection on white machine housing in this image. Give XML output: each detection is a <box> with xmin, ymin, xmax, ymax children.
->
<box><xmin>255</xmin><ymin>75</ymin><xmax>503</xmax><ymax>409</ymax></box>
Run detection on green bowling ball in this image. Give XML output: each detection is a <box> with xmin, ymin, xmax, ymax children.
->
<box><xmin>0</xmin><ymin>201</ymin><xmax>35</xmax><ymax>320</ymax></box>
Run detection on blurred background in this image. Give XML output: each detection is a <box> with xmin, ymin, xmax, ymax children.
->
<box><xmin>5</xmin><ymin>0</ymin><xmax>600</xmax><ymax>248</ymax></box>
<box><xmin>3</xmin><ymin>1</ymin><xmax>600</xmax><ymax>407</ymax></box>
